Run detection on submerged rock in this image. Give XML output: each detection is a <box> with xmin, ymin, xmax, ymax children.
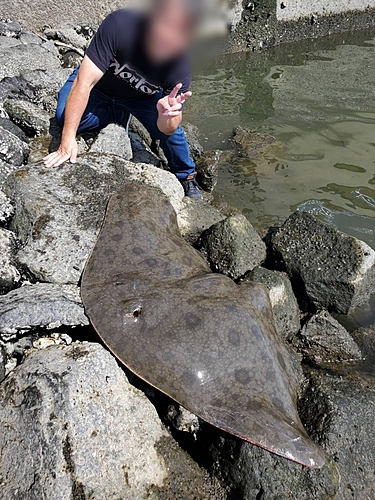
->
<box><xmin>177</xmin><ymin>197</ymin><xmax>225</xmax><ymax>244</ymax></box>
<box><xmin>0</xmin><ymin>125</ymin><xmax>29</xmax><ymax>166</ymax></box>
<box><xmin>90</xmin><ymin>123</ymin><xmax>132</xmax><ymax>159</ymax></box>
<box><xmin>197</xmin><ymin>214</ymin><xmax>266</xmax><ymax>279</ymax></box>
<box><xmin>0</xmin><ymin>343</ymin><xmax>223</xmax><ymax>500</ymax></box>
<box><xmin>0</xmin><ymin>283</ymin><xmax>88</xmax><ymax>339</ymax></box>
<box><xmin>232</xmin><ymin>125</ymin><xmax>276</xmax><ymax>159</ymax></box>
<box><xmin>4</xmin><ymin>154</ymin><xmax>184</xmax><ymax>284</ymax></box>
<box><xmin>299</xmin><ymin>310</ymin><xmax>362</xmax><ymax>364</ymax></box>
<box><xmin>243</xmin><ymin>267</ymin><xmax>300</xmax><ymax>342</ymax></box>
<box><xmin>195</xmin><ymin>150</ymin><xmax>223</xmax><ymax>192</ymax></box>
<box><xmin>0</xmin><ymin>228</ymin><xmax>20</xmax><ymax>295</ymax></box>
<box><xmin>4</xmin><ymin>98</ymin><xmax>51</xmax><ymax>136</ymax></box>
<box><xmin>270</xmin><ymin>211</ymin><xmax>375</xmax><ymax>314</ymax></box>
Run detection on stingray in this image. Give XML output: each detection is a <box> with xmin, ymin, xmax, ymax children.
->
<box><xmin>81</xmin><ymin>182</ymin><xmax>325</xmax><ymax>468</ymax></box>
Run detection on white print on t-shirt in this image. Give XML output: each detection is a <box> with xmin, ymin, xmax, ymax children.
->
<box><xmin>110</xmin><ymin>59</ymin><xmax>161</xmax><ymax>95</ymax></box>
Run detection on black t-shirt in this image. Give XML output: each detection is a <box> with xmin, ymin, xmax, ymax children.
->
<box><xmin>86</xmin><ymin>9</ymin><xmax>191</xmax><ymax>100</ymax></box>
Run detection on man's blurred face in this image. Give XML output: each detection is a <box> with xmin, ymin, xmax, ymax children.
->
<box><xmin>146</xmin><ymin>0</ymin><xmax>194</xmax><ymax>63</ymax></box>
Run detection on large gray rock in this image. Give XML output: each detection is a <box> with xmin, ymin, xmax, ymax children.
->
<box><xmin>0</xmin><ymin>73</ymin><xmax>39</xmax><ymax>103</ymax></box>
<box><xmin>0</xmin><ymin>158</ymin><xmax>22</xmax><ymax>184</ymax></box>
<box><xmin>0</xmin><ymin>39</ymin><xmax>60</xmax><ymax>80</ymax></box>
<box><xmin>0</xmin><ymin>191</ymin><xmax>14</xmax><ymax>224</ymax></box>
<box><xmin>177</xmin><ymin>197</ymin><xmax>225</xmax><ymax>244</ymax></box>
<box><xmin>351</xmin><ymin>325</ymin><xmax>375</xmax><ymax>377</ymax></box>
<box><xmin>0</xmin><ymin>342</ymin><xmax>223</xmax><ymax>500</ymax></box>
<box><xmin>55</xmin><ymin>27</ymin><xmax>88</xmax><ymax>50</ymax></box>
<box><xmin>300</xmin><ymin>310</ymin><xmax>362</xmax><ymax>364</ymax></box>
<box><xmin>0</xmin><ymin>125</ymin><xmax>29</xmax><ymax>166</ymax></box>
<box><xmin>244</xmin><ymin>267</ymin><xmax>300</xmax><ymax>342</ymax></box>
<box><xmin>300</xmin><ymin>371</ymin><xmax>375</xmax><ymax>500</ymax></box>
<box><xmin>207</xmin><ymin>369</ymin><xmax>375</xmax><ymax>499</ymax></box>
<box><xmin>197</xmin><ymin>213</ymin><xmax>266</xmax><ymax>279</ymax></box>
<box><xmin>0</xmin><ymin>37</ymin><xmax>22</xmax><ymax>51</ymax></box>
<box><xmin>19</xmin><ymin>32</ymin><xmax>42</xmax><ymax>45</ymax></box>
<box><xmin>4</xmin><ymin>154</ymin><xmax>184</xmax><ymax>284</ymax></box>
<box><xmin>0</xmin><ymin>228</ymin><xmax>20</xmax><ymax>295</ymax></box>
<box><xmin>0</xmin><ymin>21</ymin><xmax>22</xmax><ymax>38</ymax></box>
<box><xmin>4</xmin><ymin>99</ymin><xmax>51</xmax><ymax>136</ymax></box>
<box><xmin>129</xmin><ymin>116</ymin><xmax>152</xmax><ymax>148</ymax></box>
<box><xmin>90</xmin><ymin>123</ymin><xmax>132</xmax><ymax>160</ymax></box>
<box><xmin>0</xmin><ymin>68</ymin><xmax>71</xmax><ymax>108</ymax></box>
<box><xmin>182</xmin><ymin>122</ymin><xmax>203</xmax><ymax>161</ymax></box>
<box><xmin>0</xmin><ymin>283</ymin><xmax>88</xmax><ymax>339</ymax></box>
<box><xmin>0</xmin><ymin>344</ymin><xmax>6</xmax><ymax>382</ymax></box>
<box><xmin>212</xmin><ymin>437</ymin><xmax>339</xmax><ymax>500</ymax></box>
<box><xmin>130</xmin><ymin>132</ymin><xmax>161</xmax><ymax>166</ymax></box>
<box><xmin>270</xmin><ymin>211</ymin><xmax>375</xmax><ymax>314</ymax></box>
<box><xmin>0</xmin><ymin>1</ymin><xmax>124</xmax><ymax>32</ymax></box>
<box><xmin>0</xmin><ymin>117</ymin><xmax>27</xmax><ymax>141</ymax></box>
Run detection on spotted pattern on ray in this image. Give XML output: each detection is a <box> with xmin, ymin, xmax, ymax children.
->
<box><xmin>81</xmin><ymin>182</ymin><xmax>325</xmax><ymax>468</ymax></box>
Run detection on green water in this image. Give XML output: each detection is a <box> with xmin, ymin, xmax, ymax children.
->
<box><xmin>186</xmin><ymin>29</ymin><xmax>375</xmax><ymax>343</ymax></box>
<box><xmin>186</xmin><ymin>29</ymin><xmax>375</xmax><ymax>248</ymax></box>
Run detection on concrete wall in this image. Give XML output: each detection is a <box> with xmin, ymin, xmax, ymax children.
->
<box><xmin>227</xmin><ymin>0</ymin><xmax>375</xmax><ymax>52</ymax></box>
<box><xmin>276</xmin><ymin>0</ymin><xmax>375</xmax><ymax>21</ymax></box>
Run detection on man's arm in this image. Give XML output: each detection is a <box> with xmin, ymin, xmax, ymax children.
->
<box><xmin>44</xmin><ymin>56</ymin><xmax>104</xmax><ymax>168</ymax></box>
<box><xmin>157</xmin><ymin>83</ymin><xmax>192</xmax><ymax>135</ymax></box>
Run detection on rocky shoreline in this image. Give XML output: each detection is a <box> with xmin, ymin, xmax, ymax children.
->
<box><xmin>0</xmin><ymin>19</ymin><xmax>375</xmax><ymax>500</ymax></box>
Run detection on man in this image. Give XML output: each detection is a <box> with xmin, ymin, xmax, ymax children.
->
<box><xmin>44</xmin><ymin>0</ymin><xmax>203</xmax><ymax>199</ymax></box>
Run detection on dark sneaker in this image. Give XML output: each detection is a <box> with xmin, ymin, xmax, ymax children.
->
<box><xmin>180</xmin><ymin>173</ymin><xmax>203</xmax><ymax>200</ymax></box>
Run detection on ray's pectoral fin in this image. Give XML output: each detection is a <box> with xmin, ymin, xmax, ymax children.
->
<box><xmin>81</xmin><ymin>181</ymin><xmax>326</xmax><ymax>469</ymax></box>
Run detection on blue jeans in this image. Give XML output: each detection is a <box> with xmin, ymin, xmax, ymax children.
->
<box><xmin>55</xmin><ymin>68</ymin><xmax>195</xmax><ymax>179</ymax></box>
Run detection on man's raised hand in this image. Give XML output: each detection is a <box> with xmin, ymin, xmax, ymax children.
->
<box><xmin>156</xmin><ymin>83</ymin><xmax>192</xmax><ymax>118</ymax></box>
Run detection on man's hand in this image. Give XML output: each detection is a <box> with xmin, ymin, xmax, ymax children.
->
<box><xmin>43</xmin><ymin>137</ymin><xmax>78</xmax><ymax>168</ymax></box>
<box><xmin>157</xmin><ymin>83</ymin><xmax>192</xmax><ymax>118</ymax></box>
<box><xmin>156</xmin><ymin>83</ymin><xmax>192</xmax><ymax>135</ymax></box>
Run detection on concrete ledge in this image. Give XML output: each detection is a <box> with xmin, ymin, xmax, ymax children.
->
<box><xmin>227</xmin><ymin>1</ymin><xmax>375</xmax><ymax>53</ymax></box>
<box><xmin>276</xmin><ymin>0</ymin><xmax>375</xmax><ymax>21</ymax></box>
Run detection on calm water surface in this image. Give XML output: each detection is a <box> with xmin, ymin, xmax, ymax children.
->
<box><xmin>186</xmin><ymin>29</ymin><xmax>375</xmax><ymax>345</ymax></box>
